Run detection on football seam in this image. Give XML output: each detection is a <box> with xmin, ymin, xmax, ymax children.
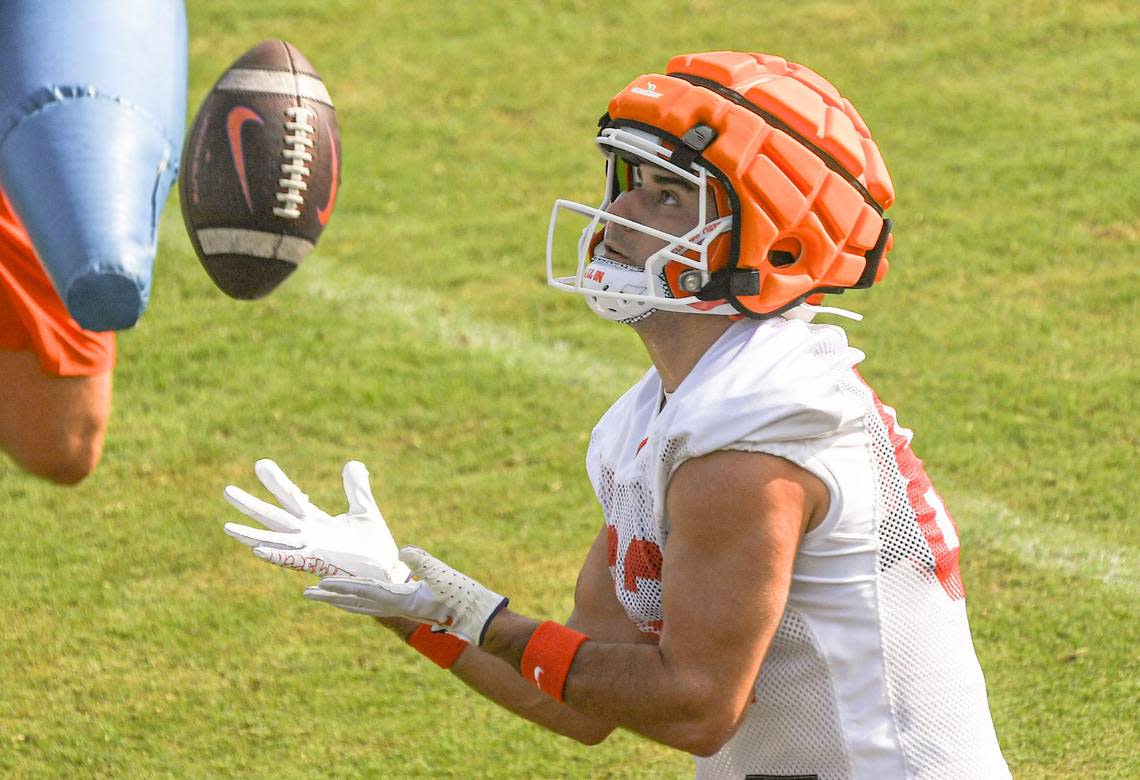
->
<box><xmin>272</xmin><ymin>103</ymin><xmax>315</xmax><ymax>220</ymax></box>
<box><xmin>272</xmin><ymin>41</ymin><xmax>314</xmax><ymax>220</ymax></box>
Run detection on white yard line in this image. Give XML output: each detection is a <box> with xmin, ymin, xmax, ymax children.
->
<box><xmin>952</xmin><ymin>494</ymin><xmax>1137</xmax><ymax>595</ymax></box>
<box><xmin>302</xmin><ymin>261</ymin><xmax>1140</xmax><ymax>597</ymax></box>
<box><xmin>301</xmin><ymin>264</ymin><xmax>644</xmax><ymax>389</ymax></box>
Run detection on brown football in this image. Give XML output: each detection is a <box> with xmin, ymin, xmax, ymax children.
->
<box><xmin>179</xmin><ymin>40</ymin><xmax>340</xmax><ymax>299</ymax></box>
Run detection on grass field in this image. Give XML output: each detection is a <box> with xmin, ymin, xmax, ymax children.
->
<box><xmin>2</xmin><ymin>0</ymin><xmax>1137</xmax><ymax>777</ymax></box>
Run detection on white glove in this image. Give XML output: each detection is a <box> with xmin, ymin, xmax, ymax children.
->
<box><xmin>303</xmin><ymin>546</ymin><xmax>509</xmax><ymax>645</ymax></box>
<box><xmin>223</xmin><ymin>459</ymin><xmax>411</xmax><ymax>582</ymax></box>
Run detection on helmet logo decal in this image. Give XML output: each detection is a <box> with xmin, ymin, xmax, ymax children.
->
<box><xmin>693</xmin><ymin>215</ymin><xmax>732</xmax><ymax>243</ymax></box>
<box><xmin>631</xmin><ymin>81</ymin><xmax>663</xmax><ymax>99</ymax></box>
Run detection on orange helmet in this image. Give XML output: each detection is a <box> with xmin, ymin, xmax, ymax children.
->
<box><xmin>547</xmin><ymin>51</ymin><xmax>894</xmax><ymax>319</ymax></box>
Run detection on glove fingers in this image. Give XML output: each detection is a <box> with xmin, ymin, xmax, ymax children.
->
<box><xmin>342</xmin><ymin>460</ymin><xmax>381</xmax><ymax>518</ymax></box>
<box><xmin>398</xmin><ymin>546</ymin><xmax>431</xmax><ymax>575</ymax></box>
<box><xmin>254</xmin><ymin>459</ymin><xmax>311</xmax><ymax>519</ymax></box>
<box><xmin>303</xmin><ymin>588</ymin><xmax>382</xmax><ymax>615</ymax></box>
<box><xmin>317</xmin><ymin>576</ymin><xmax>419</xmax><ymax>598</ymax></box>
<box><xmin>224</xmin><ymin>522</ymin><xmax>302</xmax><ymax>550</ymax></box>
<box><xmin>252</xmin><ymin>547</ymin><xmax>351</xmax><ymax>576</ymax></box>
<box><xmin>223</xmin><ymin>485</ymin><xmax>304</xmax><ymax>532</ymax></box>
<box><xmin>310</xmin><ymin>577</ymin><xmax>452</xmax><ymax>627</ymax></box>
<box><xmin>399</xmin><ymin>547</ymin><xmax>454</xmax><ymax>594</ymax></box>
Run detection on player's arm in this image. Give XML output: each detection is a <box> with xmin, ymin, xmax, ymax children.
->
<box><xmin>374</xmin><ymin>524</ymin><xmax>655</xmax><ymax>744</ymax></box>
<box><xmin>300</xmin><ymin>451</ymin><xmax>826</xmax><ymax>754</ymax></box>
<box><xmin>481</xmin><ymin>450</ymin><xmax>826</xmax><ymax>755</ymax></box>
<box><xmin>222</xmin><ymin>459</ymin><xmax>637</xmax><ymax>743</ymax></box>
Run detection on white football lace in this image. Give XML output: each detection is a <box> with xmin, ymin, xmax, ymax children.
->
<box><xmin>274</xmin><ymin>105</ymin><xmax>315</xmax><ymax>219</ymax></box>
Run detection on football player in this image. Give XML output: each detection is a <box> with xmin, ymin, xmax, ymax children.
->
<box><xmin>0</xmin><ymin>1</ymin><xmax>186</xmax><ymax>483</ymax></box>
<box><xmin>225</xmin><ymin>52</ymin><xmax>1010</xmax><ymax>778</ymax></box>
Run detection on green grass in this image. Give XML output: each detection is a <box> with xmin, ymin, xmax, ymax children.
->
<box><xmin>2</xmin><ymin>0</ymin><xmax>1137</xmax><ymax>776</ymax></box>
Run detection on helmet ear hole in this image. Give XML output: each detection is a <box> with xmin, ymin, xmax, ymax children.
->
<box><xmin>768</xmin><ymin>237</ymin><xmax>802</xmax><ymax>268</ymax></box>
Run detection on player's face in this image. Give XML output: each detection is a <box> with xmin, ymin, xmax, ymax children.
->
<box><xmin>599</xmin><ymin>161</ymin><xmax>707</xmax><ymax>268</ymax></box>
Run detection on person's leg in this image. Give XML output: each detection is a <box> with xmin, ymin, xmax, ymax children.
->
<box><xmin>0</xmin><ymin>349</ymin><xmax>111</xmax><ymax>484</ymax></box>
<box><xmin>0</xmin><ymin>188</ymin><xmax>116</xmax><ymax>485</ymax></box>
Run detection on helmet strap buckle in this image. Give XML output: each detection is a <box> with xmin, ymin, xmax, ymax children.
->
<box><xmin>695</xmin><ymin>268</ymin><xmax>760</xmax><ymax>300</ymax></box>
<box><xmin>670</xmin><ymin>123</ymin><xmax>717</xmax><ymax>171</ymax></box>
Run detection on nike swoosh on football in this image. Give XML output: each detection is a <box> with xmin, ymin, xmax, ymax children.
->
<box><xmin>317</xmin><ymin>123</ymin><xmax>338</xmax><ymax>225</ymax></box>
<box><xmin>226</xmin><ymin>105</ymin><xmax>265</xmax><ymax>212</ymax></box>
<box><xmin>533</xmin><ymin>666</ymin><xmax>544</xmax><ymax>686</ymax></box>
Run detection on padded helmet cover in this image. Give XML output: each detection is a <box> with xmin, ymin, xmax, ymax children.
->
<box><xmin>606</xmin><ymin>51</ymin><xmax>895</xmax><ymax>317</ymax></box>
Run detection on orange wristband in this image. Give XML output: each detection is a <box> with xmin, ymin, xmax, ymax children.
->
<box><xmin>407</xmin><ymin>624</ymin><xmax>468</xmax><ymax>669</ymax></box>
<box><xmin>519</xmin><ymin>620</ymin><xmax>588</xmax><ymax>702</ymax></box>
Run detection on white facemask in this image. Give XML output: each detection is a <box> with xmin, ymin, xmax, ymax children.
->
<box><xmin>546</xmin><ymin>127</ymin><xmax>737</xmax><ymax>324</ymax></box>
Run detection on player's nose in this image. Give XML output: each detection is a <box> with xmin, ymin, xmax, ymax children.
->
<box><xmin>604</xmin><ymin>188</ymin><xmax>638</xmax><ymax>220</ymax></box>
<box><xmin>603</xmin><ymin>190</ymin><xmax>645</xmax><ymax>244</ymax></box>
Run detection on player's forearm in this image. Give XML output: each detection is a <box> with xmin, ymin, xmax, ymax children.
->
<box><xmin>373</xmin><ymin>616</ymin><xmax>614</xmax><ymax>745</ymax></box>
<box><xmin>483</xmin><ymin>610</ymin><xmax>741</xmax><ymax>755</ymax></box>
<box><xmin>449</xmin><ymin>645</ymin><xmax>615</xmax><ymax>745</ymax></box>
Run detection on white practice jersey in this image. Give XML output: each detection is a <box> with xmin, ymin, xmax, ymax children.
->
<box><xmin>586</xmin><ymin>317</ymin><xmax>1010</xmax><ymax>780</ymax></box>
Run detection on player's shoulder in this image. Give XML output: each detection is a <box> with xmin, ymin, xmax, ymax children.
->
<box><xmin>668</xmin><ymin>317</ymin><xmax>868</xmax><ymax>447</ymax></box>
<box><xmin>689</xmin><ymin>317</ymin><xmax>862</xmax><ymax>400</ymax></box>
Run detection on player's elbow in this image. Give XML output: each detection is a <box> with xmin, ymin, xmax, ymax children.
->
<box><xmin>658</xmin><ymin>678</ymin><xmax>743</xmax><ymax>757</ymax></box>
<box><xmin>674</xmin><ymin>712</ymin><xmax>738</xmax><ymax>757</ymax></box>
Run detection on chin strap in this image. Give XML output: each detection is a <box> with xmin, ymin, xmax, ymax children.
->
<box><xmin>781</xmin><ymin>302</ymin><xmax>864</xmax><ymax>322</ymax></box>
<box><xmin>579</xmin><ymin>256</ymin><xmax>662</xmax><ymax>323</ymax></box>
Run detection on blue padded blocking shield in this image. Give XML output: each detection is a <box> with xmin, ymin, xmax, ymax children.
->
<box><xmin>0</xmin><ymin>1</ymin><xmax>187</xmax><ymax>331</ymax></box>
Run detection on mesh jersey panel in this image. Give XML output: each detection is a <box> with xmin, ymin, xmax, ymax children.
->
<box><xmin>862</xmin><ymin>388</ymin><xmax>1010</xmax><ymax>778</ymax></box>
<box><xmin>586</xmin><ymin>318</ymin><xmax>1009</xmax><ymax>779</ymax></box>
<box><xmin>695</xmin><ymin>607</ymin><xmax>852</xmax><ymax>779</ymax></box>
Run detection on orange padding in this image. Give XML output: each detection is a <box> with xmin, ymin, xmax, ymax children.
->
<box><xmin>519</xmin><ymin>621</ymin><xmax>589</xmax><ymax>703</ymax></box>
<box><xmin>0</xmin><ymin>189</ymin><xmax>115</xmax><ymax>376</ymax></box>
<box><xmin>407</xmin><ymin>624</ymin><xmax>468</xmax><ymax>669</ymax></box>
